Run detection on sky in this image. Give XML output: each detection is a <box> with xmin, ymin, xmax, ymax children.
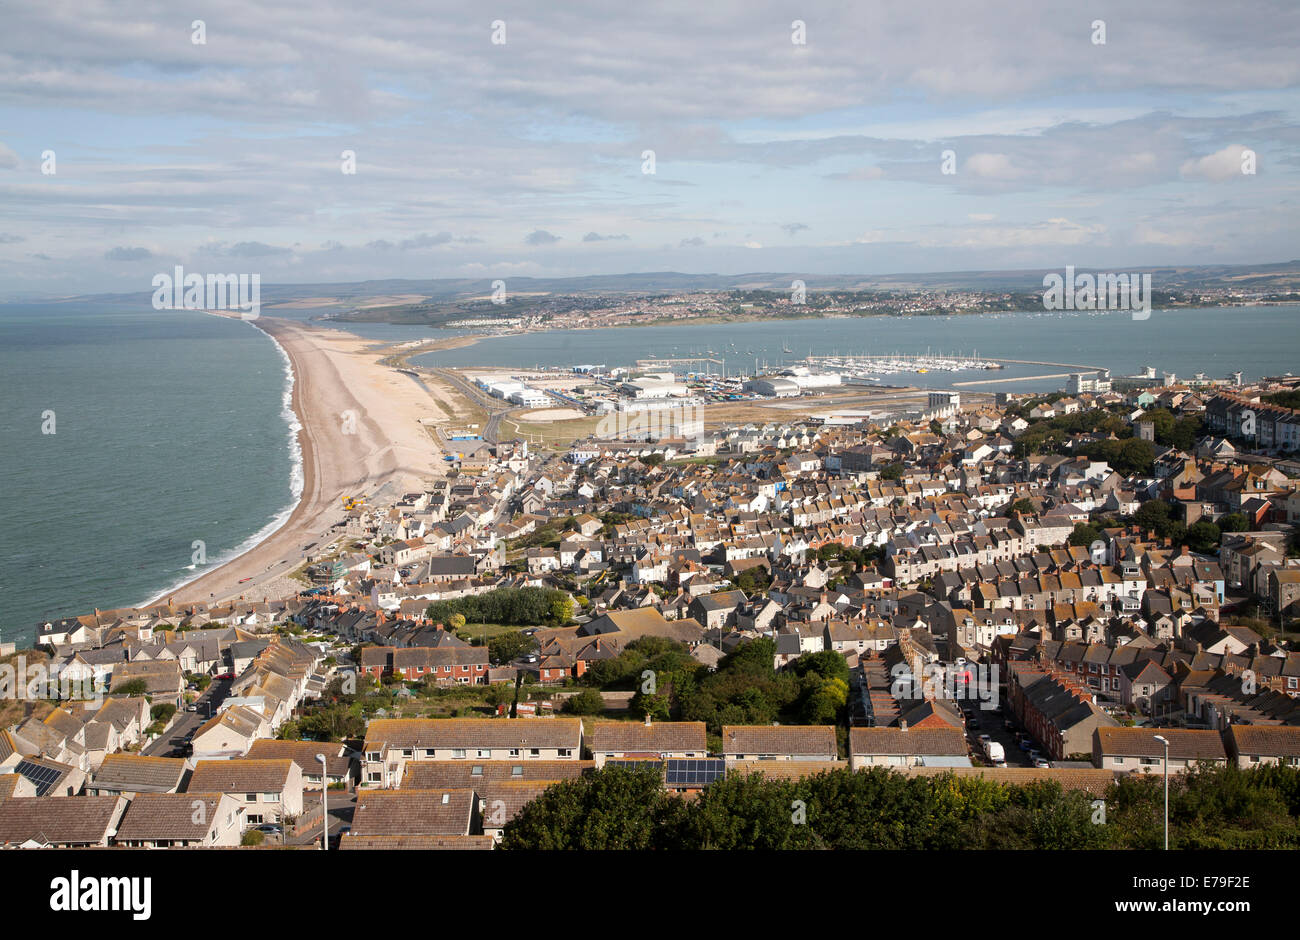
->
<box><xmin>1</xmin><ymin>0</ymin><xmax>1298</xmax><ymax>296</ymax></box>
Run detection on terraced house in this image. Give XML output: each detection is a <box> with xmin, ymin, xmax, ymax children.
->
<box><xmin>359</xmin><ymin>644</ymin><xmax>490</xmax><ymax>684</ymax></box>
<box><xmin>585</xmin><ymin>718</ymin><xmax>708</xmax><ymax>767</ymax></box>
<box><xmin>362</xmin><ymin>718</ymin><xmax>585</xmax><ymax>788</ymax></box>
<box><xmin>721</xmin><ymin>725</ymin><xmax>839</xmax><ymax>763</ymax></box>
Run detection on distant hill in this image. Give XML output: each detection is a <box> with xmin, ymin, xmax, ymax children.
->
<box><xmin>20</xmin><ymin>260</ymin><xmax>1300</xmax><ymax>309</ymax></box>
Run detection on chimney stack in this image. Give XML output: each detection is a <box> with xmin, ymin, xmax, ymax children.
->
<box><xmin>644</xmin><ymin>713</ymin><xmax>651</xmax><ymax>727</ymax></box>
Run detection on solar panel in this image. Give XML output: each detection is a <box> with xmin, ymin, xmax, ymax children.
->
<box><xmin>665</xmin><ymin>758</ymin><xmax>725</xmax><ymax>787</ymax></box>
<box><xmin>16</xmin><ymin>759</ymin><xmax>64</xmax><ymax>796</ymax></box>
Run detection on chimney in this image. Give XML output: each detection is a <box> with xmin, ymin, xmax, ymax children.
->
<box><xmin>900</xmin><ymin>720</ymin><xmax>908</xmax><ymax>732</ymax></box>
<box><xmin>644</xmin><ymin>713</ymin><xmax>651</xmax><ymax>727</ymax></box>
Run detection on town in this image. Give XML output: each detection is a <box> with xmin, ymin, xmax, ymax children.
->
<box><xmin>4</xmin><ymin>368</ymin><xmax>1300</xmax><ymax>850</ymax></box>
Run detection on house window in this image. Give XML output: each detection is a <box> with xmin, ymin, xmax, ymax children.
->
<box><xmin>477</xmin><ymin>749</ymin><xmax>491</xmax><ymax>758</ymax></box>
<box><xmin>471</xmin><ymin>765</ymin><xmax>483</xmax><ymax>776</ymax></box>
<box><xmin>511</xmin><ymin>765</ymin><xmax>523</xmax><ymax>777</ymax></box>
<box><xmin>1112</xmin><ymin>757</ymin><xmax>1123</xmax><ymax>766</ymax></box>
<box><xmin>368</xmin><ymin>772</ymin><xmax>381</xmax><ymax>782</ymax></box>
<box><xmin>423</xmin><ymin>749</ymin><xmax>436</xmax><ymax>758</ymax></box>
<box><xmin>509</xmin><ymin>748</ymin><xmax>520</xmax><ymax>757</ymax></box>
<box><xmin>558</xmin><ymin>748</ymin><xmax>572</xmax><ymax>757</ymax></box>
<box><xmin>266</xmin><ymin>792</ymin><xmax>281</xmax><ymax>803</ymax></box>
<box><xmin>401</xmin><ymin>748</ymin><xmax>413</xmax><ymax>758</ymax></box>
<box><xmin>529</xmin><ymin>748</ymin><xmax>540</xmax><ymax>757</ymax></box>
<box><xmin>245</xmin><ymin>793</ymin><xmax>257</xmax><ymax>802</ymax></box>
<box><xmin>451</xmin><ymin>749</ymin><xmax>466</xmax><ymax>759</ymax></box>
<box><xmin>1140</xmin><ymin>757</ymin><xmax>1160</xmax><ymax>766</ymax></box>
<box><xmin>365</xmin><ymin>751</ymin><xmax>380</xmax><ymax>762</ymax></box>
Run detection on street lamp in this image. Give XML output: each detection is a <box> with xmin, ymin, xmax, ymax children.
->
<box><xmin>1152</xmin><ymin>734</ymin><xmax>1170</xmax><ymax>850</ymax></box>
<box><xmin>317</xmin><ymin>753</ymin><xmax>328</xmax><ymax>850</ymax></box>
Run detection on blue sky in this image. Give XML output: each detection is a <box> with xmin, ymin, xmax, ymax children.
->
<box><xmin>1</xmin><ymin>0</ymin><xmax>1298</xmax><ymax>296</ymax></box>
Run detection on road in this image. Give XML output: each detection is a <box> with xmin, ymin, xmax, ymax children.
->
<box><xmin>964</xmin><ymin>702</ymin><xmax>1036</xmax><ymax>767</ymax></box>
<box><xmin>142</xmin><ymin>677</ymin><xmax>232</xmax><ymax>757</ymax></box>
<box><xmin>288</xmin><ymin>790</ymin><xmax>358</xmax><ymax>848</ymax></box>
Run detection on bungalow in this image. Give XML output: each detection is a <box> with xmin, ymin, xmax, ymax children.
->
<box><xmin>0</xmin><ymin>795</ymin><xmax>127</xmax><ymax>847</ymax></box>
<box><xmin>113</xmin><ymin>792</ymin><xmax>244</xmax><ymax>848</ymax></box>
<box><xmin>347</xmin><ymin>789</ymin><xmax>482</xmax><ymax>842</ymax></box>
<box><xmin>585</xmin><ymin>719</ymin><xmax>708</xmax><ymax>767</ymax></box>
<box><xmin>88</xmin><ymin>754</ymin><xmax>188</xmax><ymax>796</ymax></box>
<box><xmin>1224</xmin><ymin>725</ymin><xmax>1300</xmax><ymax>769</ymax></box>
<box><xmin>721</xmin><ymin>725</ymin><xmax>838</xmax><ymax>763</ymax></box>
<box><xmin>848</xmin><ymin>726</ymin><xmax>971</xmax><ymax>770</ymax></box>
<box><xmin>1093</xmin><ymin>727</ymin><xmax>1226</xmax><ymax>774</ymax></box>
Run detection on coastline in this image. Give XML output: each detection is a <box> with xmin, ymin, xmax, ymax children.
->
<box><xmin>157</xmin><ymin>316</ymin><xmax>453</xmax><ymax>609</ymax></box>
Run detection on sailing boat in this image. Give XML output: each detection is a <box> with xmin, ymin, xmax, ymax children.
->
<box><xmin>782</xmin><ymin>335</ymin><xmax>793</xmax><ymax>354</ymax></box>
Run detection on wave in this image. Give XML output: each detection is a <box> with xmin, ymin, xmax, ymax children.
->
<box><xmin>138</xmin><ymin>317</ymin><xmax>304</xmax><ymax>608</ymax></box>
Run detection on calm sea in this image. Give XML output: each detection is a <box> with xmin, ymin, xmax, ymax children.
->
<box><xmin>412</xmin><ymin>306</ymin><xmax>1300</xmax><ymax>390</ymax></box>
<box><xmin>0</xmin><ymin>302</ymin><xmax>298</xmax><ymax>648</ymax></box>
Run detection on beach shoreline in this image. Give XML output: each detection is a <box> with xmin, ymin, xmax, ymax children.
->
<box><xmin>158</xmin><ymin>316</ymin><xmax>454</xmax><ymax>609</ymax></box>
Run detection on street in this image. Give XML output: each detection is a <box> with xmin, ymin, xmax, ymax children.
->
<box><xmin>141</xmin><ymin>677</ymin><xmax>232</xmax><ymax>757</ymax></box>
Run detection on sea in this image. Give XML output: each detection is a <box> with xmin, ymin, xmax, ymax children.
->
<box><xmin>1</xmin><ymin>301</ymin><xmax>1296</xmax><ymax>648</ymax></box>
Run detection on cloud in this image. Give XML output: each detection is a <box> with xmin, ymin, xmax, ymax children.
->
<box><xmin>825</xmin><ymin>166</ymin><xmax>884</xmax><ymax>181</ymax></box>
<box><xmin>1181</xmin><ymin>144</ymin><xmax>1254</xmax><ymax>181</ymax></box>
<box><xmin>524</xmin><ymin>229</ymin><xmax>561</xmax><ymax>246</ymax></box>
<box><xmin>103</xmin><ymin>246</ymin><xmax>153</xmax><ymax>261</ymax></box>
<box><xmin>199</xmin><ymin>241</ymin><xmax>292</xmax><ymax>258</ymax></box>
<box><xmin>963</xmin><ymin>152</ymin><xmax>1020</xmax><ymax>180</ymax></box>
<box><xmin>398</xmin><ymin>232</ymin><xmax>453</xmax><ymax>249</ymax></box>
<box><xmin>679</xmin><ymin>237</ymin><xmax>705</xmax><ymax>248</ymax></box>
<box><xmin>583</xmin><ymin>232</ymin><xmax>630</xmax><ymax>242</ymax></box>
<box><xmin>781</xmin><ymin>223</ymin><xmax>809</xmax><ymax>237</ymax></box>
<box><xmin>0</xmin><ymin>143</ymin><xmax>19</xmax><ymax>169</ymax></box>
<box><xmin>0</xmin><ymin>233</ymin><xmax>26</xmax><ymax>243</ymax></box>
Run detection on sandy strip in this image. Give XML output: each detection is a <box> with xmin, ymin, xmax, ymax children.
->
<box><xmin>162</xmin><ymin>317</ymin><xmax>456</xmax><ymax>607</ymax></box>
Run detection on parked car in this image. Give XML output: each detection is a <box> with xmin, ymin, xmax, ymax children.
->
<box><xmin>255</xmin><ymin>824</ymin><xmax>282</xmax><ymax>834</ymax></box>
<box><xmin>978</xmin><ymin>733</ymin><xmax>992</xmax><ymax>745</ymax></box>
<box><xmin>1018</xmin><ymin>738</ymin><xmax>1034</xmax><ymax>751</ymax></box>
<box><xmin>1033</xmin><ymin>757</ymin><xmax>1051</xmax><ymax>768</ymax></box>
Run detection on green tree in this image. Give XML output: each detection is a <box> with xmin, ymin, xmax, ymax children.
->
<box><xmin>1185</xmin><ymin>520</ymin><xmax>1222</xmax><ymax>554</ymax></box>
<box><xmin>1217</xmin><ymin>512</ymin><xmax>1250</xmax><ymax>533</ymax></box>
<box><xmin>1068</xmin><ymin>522</ymin><xmax>1102</xmax><ymax>547</ymax></box>
<box><xmin>879</xmin><ymin>462</ymin><xmax>904</xmax><ymax>481</ymax></box>
<box><xmin>501</xmin><ymin>765</ymin><xmax>688</xmax><ymax>850</ymax></box>
<box><xmin>629</xmin><ymin>690</ymin><xmax>671</xmax><ymax>721</ymax></box>
<box><xmin>562</xmin><ymin>688</ymin><xmax>605</xmax><ymax>715</ymax></box>
<box><xmin>112</xmin><ymin>679</ymin><xmax>148</xmax><ymax>696</ymax></box>
<box><xmin>488</xmin><ymin>631</ymin><xmax>537</xmax><ymax>665</ymax></box>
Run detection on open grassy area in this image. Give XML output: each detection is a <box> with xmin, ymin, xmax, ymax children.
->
<box><xmin>499</xmin><ymin>413</ymin><xmax>605</xmax><ymax>449</ymax></box>
<box><xmin>448</xmin><ymin>622</ymin><xmax>537</xmax><ymax>643</ymax></box>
